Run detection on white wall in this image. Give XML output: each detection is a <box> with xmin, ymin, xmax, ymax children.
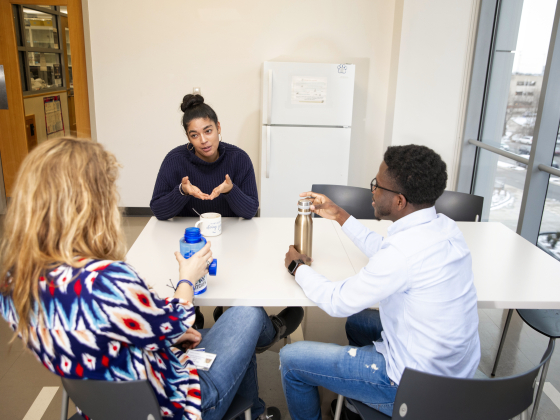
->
<box><xmin>387</xmin><ymin>0</ymin><xmax>480</xmax><ymax>190</ymax></box>
<box><xmin>85</xmin><ymin>0</ymin><xmax>397</xmax><ymax>207</ymax></box>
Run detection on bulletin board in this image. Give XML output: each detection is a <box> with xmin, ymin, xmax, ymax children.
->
<box><xmin>43</xmin><ymin>95</ymin><xmax>65</xmax><ymax>135</ymax></box>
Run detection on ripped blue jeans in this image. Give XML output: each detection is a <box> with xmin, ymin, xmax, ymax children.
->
<box><xmin>279</xmin><ymin>309</ymin><xmax>397</xmax><ymax>419</ymax></box>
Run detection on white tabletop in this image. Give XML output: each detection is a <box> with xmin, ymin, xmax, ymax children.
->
<box><xmin>331</xmin><ymin>219</ymin><xmax>560</xmax><ymax>309</ymax></box>
<box><xmin>126</xmin><ymin>217</ymin><xmax>560</xmax><ymax>309</ymax></box>
<box><xmin>126</xmin><ymin>217</ymin><xmax>356</xmax><ymax>306</ymax></box>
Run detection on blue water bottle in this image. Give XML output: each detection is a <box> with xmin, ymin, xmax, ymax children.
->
<box><xmin>179</xmin><ymin>227</ymin><xmax>217</xmax><ymax>295</ymax></box>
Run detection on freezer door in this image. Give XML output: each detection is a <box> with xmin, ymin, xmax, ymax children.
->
<box><xmin>260</xmin><ymin>126</ymin><xmax>351</xmax><ymax>217</ymax></box>
<box><xmin>262</xmin><ymin>62</ymin><xmax>355</xmax><ymax>127</ymax></box>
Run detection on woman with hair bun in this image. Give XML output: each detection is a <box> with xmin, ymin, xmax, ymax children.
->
<box><xmin>0</xmin><ymin>137</ymin><xmax>282</xmax><ymax>420</ymax></box>
<box><xmin>150</xmin><ymin>94</ymin><xmax>259</xmax><ymax>220</ymax></box>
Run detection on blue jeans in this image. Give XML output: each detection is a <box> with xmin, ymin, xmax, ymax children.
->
<box><xmin>280</xmin><ymin>309</ymin><xmax>397</xmax><ymax>419</ymax></box>
<box><xmin>197</xmin><ymin>306</ymin><xmax>276</xmax><ymax>420</ymax></box>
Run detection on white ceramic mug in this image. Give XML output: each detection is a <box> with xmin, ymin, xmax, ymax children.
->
<box><xmin>195</xmin><ymin>212</ymin><xmax>222</xmax><ymax>236</ymax></box>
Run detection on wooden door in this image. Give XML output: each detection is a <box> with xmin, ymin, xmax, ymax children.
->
<box><xmin>0</xmin><ymin>0</ymin><xmax>90</xmax><ymax>197</ymax></box>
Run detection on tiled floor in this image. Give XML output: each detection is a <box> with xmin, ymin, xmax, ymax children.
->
<box><xmin>0</xmin><ymin>216</ymin><xmax>559</xmax><ymax>419</ymax></box>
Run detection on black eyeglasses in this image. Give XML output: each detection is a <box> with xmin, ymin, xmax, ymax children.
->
<box><xmin>370</xmin><ymin>178</ymin><xmax>407</xmax><ymax>200</ymax></box>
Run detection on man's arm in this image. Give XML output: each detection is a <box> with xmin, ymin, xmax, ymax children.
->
<box><xmin>293</xmin><ymin>244</ymin><xmax>408</xmax><ymax>318</ymax></box>
<box><xmin>342</xmin><ymin>216</ymin><xmax>384</xmax><ymax>258</ymax></box>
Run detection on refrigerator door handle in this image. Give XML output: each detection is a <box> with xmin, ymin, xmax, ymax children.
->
<box><xmin>267</xmin><ymin>69</ymin><xmax>273</xmax><ymax>125</ymax></box>
<box><xmin>266</xmin><ymin>126</ymin><xmax>271</xmax><ymax>178</ymax></box>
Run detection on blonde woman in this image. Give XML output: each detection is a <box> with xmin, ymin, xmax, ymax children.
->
<box><xmin>0</xmin><ymin>138</ymin><xmax>283</xmax><ymax>420</ymax></box>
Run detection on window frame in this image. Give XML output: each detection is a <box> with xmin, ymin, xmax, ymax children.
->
<box><xmin>458</xmin><ymin>0</ymin><xmax>560</xmax><ymax>245</ymax></box>
<box><xmin>14</xmin><ymin>4</ymin><xmax>67</xmax><ymax>96</ymax></box>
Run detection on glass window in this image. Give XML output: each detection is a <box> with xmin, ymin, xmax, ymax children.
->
<box><xmin>538</xmin><ymin>124</ymin><xmax>560</xmax><ymax>260</ymax></box>
<box><xmin>473</xmin><ymin>0</ymin><xmax>557</xmax><ymax>228</ymax></box>
<box><xmin>59</xmin><ymin>6</ymin><xmax>67</xmax><ymax>15</ymax></box>
<box><xmin>27</xmin><ymin>52</ymin><xmax>62</xmax><ymax>90</ymax></box>
<box><xmin>23</xmin><ymin>8</ymin><xmax>59</xmax><ymax>49</ymax></box>
<box><xmin>474</xmin><ymin>148</ymin><xmax>528</xmax><ymax>231</ymax></box>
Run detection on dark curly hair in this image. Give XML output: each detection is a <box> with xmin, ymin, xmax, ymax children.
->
<box><xmin>383</xmin><ymin>145</ymin><xmax>447</xmax><ymax>206</ymax></box>
<box><xmin>180</xmin><ymin>94</ymin><xmax>219</xmax><ymax>131</ymax></box>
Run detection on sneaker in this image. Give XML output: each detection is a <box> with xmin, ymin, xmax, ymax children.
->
<box><xmin>330</xmin><ymin>398</ymin><xmax>361</xmax><ymax>420</ymax></box>
<box><xmin>213</xmin><ymin>306</ymin><xmax>224</xmax><ymax>322</ymax></box>
<box><xmin>255</xmin><ymin>307</ymin><xmax>304</xmax><ymax>353</ymax></box>
<box><xmin>258</xmin><ymin>406</ymin><xmax>281</xmax><ymax>420</ymax></box>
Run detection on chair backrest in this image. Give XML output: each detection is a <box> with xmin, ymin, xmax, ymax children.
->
<box><xmin>434</xmin><ymin>191</ymin><xmax>484</xmax><ymax>222</ymax></box>
<box><xmin>311</xmin><ymin>184</ymin><xmax>376</xmax><ymax>219</ymax></box>
<box><xmin>387</xmin><ymin>340</ymin><xmax>555</xmax><ymax>420</ymax></box>
<box><xmin>61</xmin><ymin>378</ymin><xmax>162</xmax><ymax>420</ymax></box>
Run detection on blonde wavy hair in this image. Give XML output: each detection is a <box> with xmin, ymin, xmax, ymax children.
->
<box><xmin>0</xmin><ymin>137</ymin><xmax>126</xmax><ymax>344</ymax></box>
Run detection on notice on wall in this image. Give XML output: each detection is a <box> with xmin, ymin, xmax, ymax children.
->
<box><xmin>291</xmin><ymin>76</ymin><xmax>327</xmax><ymax>104</ymax></box>
<box><xmin>44</xmin><ymin>95</ymin><xmax>65</xmax><ymax>135</ymax></box>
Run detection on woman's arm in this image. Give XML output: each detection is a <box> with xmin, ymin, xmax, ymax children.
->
<box><xmin>150</xmin><ymin>156</ymin><xmax>191</xmax><ymax>220</ymax></box>
<box><xmin>224</xmin><ymin>155</ymin><xmax>259</xmax><ymax>219</ymax></box>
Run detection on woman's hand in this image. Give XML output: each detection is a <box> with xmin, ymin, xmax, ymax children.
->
<box><xmin>174</xmin><ymin>241</ymin><xmax>213</xmax><ymax>285</ymax></box>
<box><xmin>182</xmin><ymin>176</ymin><xmax>211</xmax><ymax>200</ymax></box>
<box><xmin>175</xmin><ymin>327</ymin><xmax>202</xmax><ymax>350</ymax></box>
<box><xmin>209</xmin><ymin>174</ymin><xmax>233</xmax><ymax>200</ymax></box>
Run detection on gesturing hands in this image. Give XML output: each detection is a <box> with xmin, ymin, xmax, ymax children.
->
<box><xmin>181</xmin><ymin>175</ymin><xmax>233</xmax><ymax>201</ymax></box>
<box><xmin>182</xmin><ymin>176</ymin><xmax>211</xmax><ymax>200</ymax></box>
<box><xmin>209</xmin><ymin>174</ymin><xmax>233</xmax><ymax>200</ymax></box>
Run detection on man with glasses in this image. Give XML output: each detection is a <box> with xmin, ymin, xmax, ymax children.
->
<box><xmin>280</xmin><ymin>145</ymin><xmax>480</xmax><ymax>420</ymax></box>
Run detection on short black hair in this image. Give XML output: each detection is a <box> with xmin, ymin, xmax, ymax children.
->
<box><xmin>383</xmin><ymin>145</ymin><xmax>447</xmax><ymax>206</ymax></box>
<box><xmin>180</xmin><ymin>94</ymin><xmax>218</xmax><ymax>131</ymax></box>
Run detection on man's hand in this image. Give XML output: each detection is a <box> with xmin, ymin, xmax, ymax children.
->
<box><xmin>182</xmin><ymin>176</ymin><xmax>211</xmax><ymax>200</ymax></box>
<box><xmin>209</xmin><ymin>174</ymin><xmax>233</xmax><ymax>200</ymax></box>
<box><xmin>284</xmin><ymin>245</ymin><xmax>312</xmax><ymax>271</ymax></box>
<box><xmin>175</xmin><ymin>327</ymin><xmax>202</xmax><ymax>351</ymax></box>
<box><xmin>299</xmin><ymin>192</ymin><xmax>350</xmax><ymax>225</ymax></box>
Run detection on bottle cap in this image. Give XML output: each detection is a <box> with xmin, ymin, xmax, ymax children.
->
<box><xmin>208</xmin><ymin>259</ymin><xmax>217</xmax><ymax>276</ymax></box>
<box><xmin>184</xmin><ymin>227</ymin><xmax>202</xmax><ymax>243</ymax></box>
<box><xmin>298</xmin><ymin>199</ymin><xmax>312</xmax><ymax>208</ymax></box>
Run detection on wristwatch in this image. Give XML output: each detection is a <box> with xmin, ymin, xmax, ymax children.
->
<box><xmin>288</xmin><ymin>259</ymin><xmax>305</xmax><ymax>276</ymax></box>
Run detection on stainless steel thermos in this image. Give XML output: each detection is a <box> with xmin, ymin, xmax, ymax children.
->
<box><xmin>295</xmin><ymin>199</ymin><xmax>313</xmax><ymax>265</ymax></box>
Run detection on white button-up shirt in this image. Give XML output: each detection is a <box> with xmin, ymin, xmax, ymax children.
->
<box><xmin>295</xmin><ymin>207</ymin><xmax>480</xmax><ymax>384</ymax></box>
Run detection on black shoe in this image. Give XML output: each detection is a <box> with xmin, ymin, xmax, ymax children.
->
<box><xmin>213</xmin><ymin>306</ymin><xmax>224</xmax><ymax>322</ymax></box>
<box><xmin>275</xmin><ymin>306</ymin><xmax>304</xmax><ymax>340</ymax></box>
<box><xmin>330</xmin><ymin>398</ymin><xmax>361</xmax><ymax>420</ymax></box>
<box><xmin>255</xmin><ymin>307</ymin><xmax>304</xmax><ymax>353</ymax></box>
<box><xmin>193</xmin><ymin>306</ymin><xmax>204</xmax><ymax>330</ymax></box>
<box><xmin>258</xmin><ymin>406</ymin><xmax>281</xmax><ymax>420</ymax></box>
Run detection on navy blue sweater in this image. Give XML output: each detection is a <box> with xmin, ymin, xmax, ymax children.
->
<box><xmin>150</xmin><ymin>142</ymin><xmax>259</xmax><ymax>220</ymax></box>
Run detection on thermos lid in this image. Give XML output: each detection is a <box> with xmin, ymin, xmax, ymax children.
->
<box><xmin>298</xmin><ymin>199</ymin><xmax>312</xmax><ymax>208</ymax></box>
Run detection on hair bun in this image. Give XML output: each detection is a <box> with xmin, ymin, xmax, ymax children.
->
<box><xmin>181</xmin><ymin>94</ymin><xmax>204</xmax><ymax>113</ymax></box>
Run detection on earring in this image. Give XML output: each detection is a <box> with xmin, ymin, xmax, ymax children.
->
<box><xmin>187</xmin><ymin>142</ymin><xmax>194</xmax><ymax>151</ymax></box>
<box><xmin>219</xmin><ymin>134</ymin><xmax>222</xmax><ymax>142</ymax></box>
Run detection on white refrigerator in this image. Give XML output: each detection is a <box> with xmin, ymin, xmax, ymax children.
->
<box><xmin>260</xmin><ymin>61</ymin><xmax>356</xmax><ymax>217</ymax></box>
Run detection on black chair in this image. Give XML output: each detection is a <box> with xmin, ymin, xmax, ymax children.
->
<box><xmin>334</xmin><ymin>339</ymin><xmax>553</xmax><ymax>420</ymax></box>
<box><xmin>434</xmin><ymin>190</ymin><xmax>484</xmax><ymax>222</ymax></box>
<box><xmin>60</xmin><ymin>377</ymin><xmax>252</xmax><ymax>420</ymax></box>
<box><xmin>311</xmin><ymin>184</ymin><xmax>376</xmax><ymax>219</ymax></box>
<box><xmin>491</xmin><ymin>309</ymin><xmax>560</xmax><ymax>420</ymax></box>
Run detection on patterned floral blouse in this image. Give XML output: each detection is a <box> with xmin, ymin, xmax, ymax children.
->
<box><xmin>0</xmin><ymin>259</ymin><xmax>201</xmax><ymax>420</ymax></box>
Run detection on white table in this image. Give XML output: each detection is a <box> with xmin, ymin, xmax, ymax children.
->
<box><xmin>126</xmin><ymin>217</ymin><xmax>560</xmax><ymax>309</ymax></box>
<box><xmin>126</xmin><ymin>217</ymin><xmax>356</xmax><ymax>306</ymax></box>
